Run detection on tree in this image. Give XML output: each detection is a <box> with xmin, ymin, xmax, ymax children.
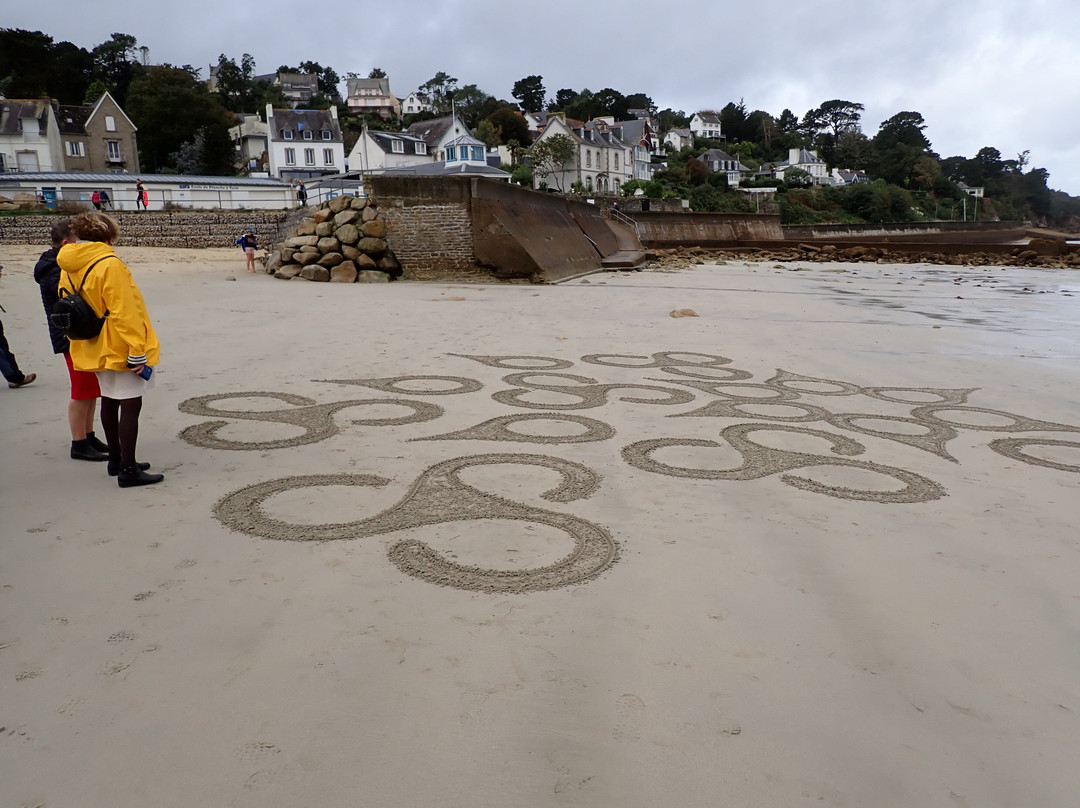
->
<box><xmin>213</xmin><ymin>53</ymin><xmax>257</xmax><ymax>113</ymax></box>
<box><xmin>126</xmin><ymin>65</ymin><xmax>234</xmax><ymax>174</ymax></box>
<box><xmin>91</xmin><ymin>32</ymin><xmax>142</xmax><ymax>106</ymax></box>
<box><xmin>419</xmin><ymin>71</ymin><xmax>459</xmax><ymax>114</ymax></box>
<box><xmin>623</xmin><ymin>93</ymin><xmax>656</xmax><ymax>115</ymax></box>
<box><xmin>512</xmin><ymin>75</ymin><xmax>546</xmax><ymax>112</ymax></box>
<box><xmin>452</xmin><ymin>84</ymin><xmax>492</xmax><ymax>128</ymax></box>
<box><xmin>552</xmin><ymin>88</ymin><xmax>578</xmax><ymax>110</ymax></box>
<box><xmin>368</xmin><ymin>67</ymin><xmax>386</xmax><ymax>79</ymax></box>
<box><xmin>483</xmin><ymin>106</ymin><xmax>533</xmax><ymax>146</ymax></box>
<box><xmin>529</xmin><ymin>133</ymin><xmax>575</xmax><ymax>191</ymax></box>
<box><xmin>280</xmin><ymin>61</ymin><xmax>341</xmax><ymax>101</ymax></box>
<box><xmin>869</xmin><ymin>111</ymin><xmax>933</xmax><ymax>187</ymax></box>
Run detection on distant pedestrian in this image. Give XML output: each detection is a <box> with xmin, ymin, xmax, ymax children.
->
<box><xmin>236</xmin><ymin>227</ymin><xmax>258</xmax><ymax>273</ymax></box>
<box><xmin>100</xmin><ymin>190</ymin><xmax>111</xmax><ymax>210</ymax></box>
<box><xmin>297</xmin><ymin>179</ymin><xmax>308</xmax><ymax>207</ymax></box>
<box><xmin>0</xmin><ymin>263</ymin><xmax>37</xmax><ymax>390</ymax></box>
<box><xmin>91</xmin><ymin>191</ymin><xmax>101</xmax><ymax>211</ymax></box>
<box><xmin>135</xmin><ymin>179</ymin><xmax>146</xmax><ymax>211</ymax></box>
<box><xmin>33</xmin><ymin>218</ymin><xmax>110</xmax><ymax>462</ymax></box>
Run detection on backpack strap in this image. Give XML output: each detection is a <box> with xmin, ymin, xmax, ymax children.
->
<box><xmin>64</xmin><ymin>255</ymin><xmax>112</xmax><ymax>316</ymax></box>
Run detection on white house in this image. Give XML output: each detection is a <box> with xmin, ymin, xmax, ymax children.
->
<box><xmin>400</xmin><ymin>91</ymin><xmax>433</xmax><ymax>117</ymax></box>
<box><xmin>229</xmin><ymin>114</ymin><xmax>269</xmax><ymax>173</ymax></box>
<box><xmin>663</xmin><ymin>128</ymin><xmax>693</xmax><ymax>152</ymax></box>
<box><xmin>347</xmin><ymin>128</ymin><xmax>430</xmax><ymax>173</ymax></box>
<box><xmin>757</xmin><ymin>148</ymin><xmax>829</xmax><ymax>185</ymax></box>
<box><xmin>265</xmin><ymin>104</ymin><xmax>345</xmax><ymax>181</ymax></box>
<box><xmin>689</xmin><ymin>112</ymin><xmax>723</xmax><ymax>141</ymax></box>
<box><xmin>0</xmin><ymin>99</ymin><xmax>64</xmax><ymax>173</ymax></box>
<box><xmin>529</xmin><ymin>114</ymin><xmax>633</xmax><ymax>195</ymax></box>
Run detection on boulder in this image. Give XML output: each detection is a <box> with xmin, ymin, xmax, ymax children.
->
<box><xmin>315</xmin><ymin>221</ymin><xmax>335</xmax><ymax>237</ymax></box>
<box><xmin>361</xmin><ymin>206</ymin><xmax>379</xmax><ymax>222</ymax></box>
<box><xmin>328</xmin><ymin>195</ymin><xmax>352</xmax><ymax>213</ymax></box>
<box><xmin>317</xmin><ymin>236</ymin><xmax>341</xmax><ymax>254</ymax></box>
<box><xmin>377</xmin><ymin>255</ymin><xmax>401</xmax><ymax>276</ymax></box>
<box><xmin>265</xmin><ymin>250</ymin><xmax>284</xmax><ymax>273</ymax></box>
<box><xmin>350</xmin><ymin>196</ymin><xmax>369</xmax><ymax>211</ymax></box>
<box><xmin>335</xmin><ymin>223</ymin><xmax>360</xmax><ymax>245</ymax></box>
<box><xmin>301</xmin><ymin>265</ymin><xmax>331</xmax><ymax>281</ymax></box>
<box><xmin>317</xmin><ymin>252</ymin><xmax>345</xmax><ymax>267</ymax></box>
<box><xmin>296</xmin><ymin>221</ymin><xmax>317</xmax><ymax>236</ymax></box>
<box><xmin>357</xmin><ymin>270</ymin><xmax>389</xmax><ymax>283</ymax></box>
<box><xmin>355</xmin><ymin>253</ymin><xmax>377</xmax><ymax>270</ymax></box>
<box><xmin>312</xmin><ymin>208</ymin><xmax>332</xmax><ymax>223</ymax></box>
<box><xmin>275</xmin><ymin>264</ymin><xmax>303</xmax><ymax>279</ymax></box>
<box><xmin>342</xmin><ymin>244</ymin><xmax>362</xmax><ymax>261</ymax></box>
<box><xmin>295</xmin><ymin>251</ymin><xmax>321</xmax><ymax>265</ymax></box>
<box><xmin>285</xmin><ymin>235</ymin><xmax>319</xmax><ymax>248</ymax></box>
<box><xmin>330</xmin><ymin>261</ymin><xmax>358</xmax><ymax>283</ymax></box>
<box><xmin>362</xmin><ymin>218</ymin><xmax>387</xmax><ymax>238</ymax></box>
<box><xmin>357</xmin><ymin>236</ymin><xmax>388</xmax><ymax>255</ymax></box>
<box><xmin>334</xmin><ymin>209</ymin><xmax>360</xmax><ymax>227</ymax></box>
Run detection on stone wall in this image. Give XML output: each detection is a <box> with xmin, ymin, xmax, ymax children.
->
<box><xmin>0</xmin><ymin>211</ymin><xmax>289</xmax><ymax>248</ymax></box>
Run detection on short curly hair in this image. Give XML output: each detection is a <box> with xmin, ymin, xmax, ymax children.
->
<box><xmin>49</xmin><ymin>217</ymin><xmax>74</xmax><ymax>248</ymax></box>
<box><xmin>69</xmin><ymin>211</ymin><xmax>120</xmax><ymax>244</ymax></box>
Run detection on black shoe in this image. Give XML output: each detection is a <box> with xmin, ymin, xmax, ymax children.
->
<box><xmin>71</xmin><ymin>439</ymin><xmax>109</xmax><ymax>461</ymax></box>
<box><xmin>117</xmin><ymin>465</ymin><xmax>164</xmax><ymax>488</ymax></box>
<box><xmin>86</xmin><ymin>432</ymin><xmax>110</xmax><ymax>453</ymax></box>
<box><xmin>108</xmin><ymin>458</ymin><xmax>151</xmax><ymax>476</ymax></box>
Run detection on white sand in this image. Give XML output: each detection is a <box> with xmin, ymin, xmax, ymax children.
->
<box><xmin>1</xmin><ymin>245</ymin><xmax>1079</xmax><ymax>807</ymax></box>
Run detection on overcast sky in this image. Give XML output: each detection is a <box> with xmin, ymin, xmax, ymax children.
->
<box><xmin>8</xmin><ymin>0</ymin><xmax>1079</xmax><ymax>194</ymax></box>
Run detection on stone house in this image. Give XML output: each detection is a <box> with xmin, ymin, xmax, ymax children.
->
<box><xmin>0</xmin><ymin>99</ymin><xmax>64</xmax><ymax>173</ymax></box>
<box><xmin>273</xmin><ymin>72</ymin><xmax>319</xmax><ymax>107</ymax></box>
<box><xmin>345</xmin><ymin>77</ymin><xmax>400</xmax><ymax>119</ymax></box>
<box><xmin>689</xmin><ymin>112</ymin><xmax>723</xmax><ymax>141</ymax></box>
<box><xmin>265</xmin><ymin>105</ymin><xmax>345</xmax><ymax>180</ymax></box>
<box><xmin>55</xmin><ymin>92</ymin><xmax>140</xmax><ymax>173</ymax></box>
<box><xmin>529</xmin><ymin>113</ymin><xmax>633</xmax><ymax>195</ymax></box>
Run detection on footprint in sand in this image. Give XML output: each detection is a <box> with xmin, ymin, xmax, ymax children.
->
<box><xmin>612</xmin><ymin>693</ymin><xmax>646</xmax><ymax>742</ymax></box>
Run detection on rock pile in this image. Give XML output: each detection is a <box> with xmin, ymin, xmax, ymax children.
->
<box><xmin>264</xmin><ymin>195</ymin><xmax>402</xmax><ymax>283</ymax></box>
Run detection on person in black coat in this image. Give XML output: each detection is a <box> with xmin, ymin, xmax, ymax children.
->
<box><xmin>33</xmin><ymin>218</ymin><xmax>109</xmax><ymax>461</ymax></box>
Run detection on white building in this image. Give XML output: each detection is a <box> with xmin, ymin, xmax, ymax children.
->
<box><xmin>400</xmin><ymin>91</ymin><xmax>434</xmax><ymax>117</ymax></box>
<box><xmin>347</xmin><ymin>128</ymin><xmax>430</xmax><ymax>173</ymax></box>
<box><xmin>265</xmin><ymin>105</ymin><xmax>345</xmax><ymax>181</ymax></box>
<box><xmin>689</xmin><ymin>112</ymin><xmax>723</xmax><ymax>141</ymax></box>
<box><xmin>0</xmin><ymin>99</ymin><xmax>64</xmax><ymax>173</ymax></box>
<box><xmin>529</xmin><ymin>114</ymin><xmax>633</xmax><ymax>195</ymax></box>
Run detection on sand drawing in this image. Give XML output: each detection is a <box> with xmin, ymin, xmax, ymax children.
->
<box><xmin>180</xmin><ymin>350</ymin><xmax>1080</xmax><ymax>592</ymax></box>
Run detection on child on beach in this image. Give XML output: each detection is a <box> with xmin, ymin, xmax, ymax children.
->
<box><xmin>236</xmin><ymin>227</ymin><xmax>258</xmax><ymax>273</ymax></box>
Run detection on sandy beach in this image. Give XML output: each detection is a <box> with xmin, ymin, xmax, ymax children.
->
<box><xmin>1</xmin><ymin>244</ymin><xmax>1078</xmax><ymax>807</ymax></box>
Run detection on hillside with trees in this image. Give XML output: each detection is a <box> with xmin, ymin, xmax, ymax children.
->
<box><xmin>2</xmin><ymin>28</ymin><xmax>1078</xmax><ymax>229</ymax></box>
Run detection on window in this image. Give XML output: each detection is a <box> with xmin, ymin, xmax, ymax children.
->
<box><xmin>446</xmin><ymin>146</ymin><xmax>456</xmax><ymax>161</ymax></box>
<box><xmin>66</xmin><ymin>141</ymin><xmax>86</xmax><ymax>157</ymax></box>
<box><xmin>105</xmin><ymin>115</ymin><xmax>116</xmax><ymax>132</ymax></box>
<box><xmin>323</xmin><ymin>148</ymin><xmax>334</xmax><ymax>165</ymax></box>
<box><xmin>304</xmin><ymin>148</ymin><xmax>315</xmax><ymax>166</ymax></box>
<box><xmin>471</xmin><ymin>146</ymin><xmax>484</xmax><ymax>161</ymax></box>
<box><xmin>106</xmin><ymin>141</ymin><xmax>121</xmax><ymax>161</ymax></box>
<box><xmin>321</xmin><ymin>130</ymin><xmax>331</xmax><ymax>140</ymax></box>
<box><xmin>416</xmin><ymin>143</ymin><xmax>427</xmax><ymax>155</ymax></box>
<box><xmin>303</xmin><ymin>130</ymin><xmax>313</xmax><ymax>140</ymax></box>
<box><xmin>614</xmin><ymin>153</ymin><xmax>620</xmax><ymax>170</ymax></box>
<box><xmin>285</xmin><ymin>147</ymin><xmax>296</xmax><ymax>165</ymax></box>
<box><xmin>283</xmin><ymin>130</ymin><xmax>293</xmax><ymax>140</ymax></box>
<box><xmin>586</xmin><ymin>150</ymin><xmax>591</xmax><ymax>168</ymax></box>
<box><xmin>391</xmin><ymin>140</ymin><xmax>404</xmax><ymax>154</ymax></box>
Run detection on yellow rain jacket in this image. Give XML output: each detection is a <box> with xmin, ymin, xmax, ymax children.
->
<box><xmin>56</xmin><ymin>241</ymin><xmax>160</xmax><ymax>373</ymax></box>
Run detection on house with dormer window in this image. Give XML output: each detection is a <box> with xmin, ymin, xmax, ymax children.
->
<box><xmin>345</xmin><ymin>77</ymin><xmax>400</xmax><ymax>119</ymax></box>
<box><xmin>528</xmin><ymin>114</ymin><xmax>633</xmax><ymax>194</ymax></box>
<box><xmin>265</xmin><ymin>105</ymin><xmax>344</xmax><ymax>180</ymax></box>
<box><xmin>0</xmin><ymin>99</ymin><xmax>63</xmax><ymax>173</ymax></box>
<box><xmin>57</xmin><ymin>92</ymin><xmax>140</xmax><ymax>173</ymax></box>
<box><xmin>689</xmin><ymin>112</ymin><xmax>723</xmax><ymax>142</ymax></box>
<box><xmin>756</xmin><ymin>147</ymin><xmax>829</xmax><ymax>185</ymax></box>
<box><xmin>693</xmin><ymin>148</ymin><xmax>752</xmax><ymax>186</ymax></box>
<box><xmin>347</xmin><ymin>127</ymin><xmax>429</xmax><ymax>172</ymax></box>
<box><xmin>400</xmin><ymin>91</ymin><xmax>433</xmax><ymax>117</ymax></box>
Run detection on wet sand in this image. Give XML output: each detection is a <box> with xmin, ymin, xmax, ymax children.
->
<box><xmin>1</xmin><ymin>245</ymin><xmax>1079</xmax><ymax>807</ymax></box>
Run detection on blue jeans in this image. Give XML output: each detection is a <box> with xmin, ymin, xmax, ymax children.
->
<box><xmin>0</xmin><ymin>317</ymin><xmax>27</xmax><ymax>383</ymax></box>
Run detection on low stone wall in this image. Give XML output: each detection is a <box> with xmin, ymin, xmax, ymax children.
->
<box><xmin>635</xmin><ymin>211</ymin><xmax>784</xmax><ymax>246</ymax></box>
<box><xmin>264</xmin><ymin>194</ymin><xmax>401</xmax><ymax>283</ymax></box>
<box><xmin>0</xmin><ymin>211</ymin><xmax>289</xmax><ymax>248</ymax></box>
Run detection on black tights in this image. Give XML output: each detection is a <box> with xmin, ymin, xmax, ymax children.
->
<box><xmin>99</xmin><ymin>396</ymin><xmax>143</xmax><ymax>467</ymax></box>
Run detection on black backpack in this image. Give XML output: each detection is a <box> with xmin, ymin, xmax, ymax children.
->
<box><xmin>51</xmin><ymin>257</ymin><xmax>109</xmax><ymax>340</ymax></box>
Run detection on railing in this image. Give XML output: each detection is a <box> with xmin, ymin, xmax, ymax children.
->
<box><xmin>607</xmin><ymin>206</ymin><xmax>642</xmax><ymax>237</ymax></box>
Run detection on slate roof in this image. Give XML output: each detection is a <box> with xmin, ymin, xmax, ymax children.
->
<box><xmin>0</xmin><ymin>100</ymin><xmax>49</xmax><ymax>135</ymax></box>
<box><xmin>406</xmin><ymin>115</ymin><xmax>457</xmax><ymax>147</ymax></box>
<box><xmin>268</xmin><ymin>108</ymin><xmax>341</xmax><ymax>141</ymax></box>
<box><xmin>346</xmin><ymin>77</ymin><xmax>391</xmax><ymax>97</ymax></box>
<box><xmin>0</xmin><ymin>172</ymin><xmax>289</xmax><ymax>186</ymax></box>
<box><xmin>367</xmin><ymin>130</ymin><xmax>428</xmax><ymax>155</ymax></box>
<box><xmin>55</xmin><ymin>104</ymin><xmax>91</xmax><ymax>135</ymax></box>
<box><xmin>377</xmin><ymin>161</ymin><xmax>509</xmax><ymax>178</ymax></box>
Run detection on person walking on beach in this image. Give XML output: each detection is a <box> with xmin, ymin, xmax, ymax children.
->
<box><xmin>297</xmin><ymin>179</ymin><xmax>308</xmax><ymax>207</ymax></box>
<box><xmin>135</xmin><ymin>179</ymin><xmax>146</xmax><ymax>211</ymax></box>
<box><xmin>58</xmin><ymin>212</ymin><xmax>163</xmax><ymax>487</ymax></box>
<box><xmin>33</xmin><ymin>218</ymin><xmax>110</xmax><ymax>462</ymax></box>
<box><xmin>91</xmin><ymin>191</ymin><xmax>101</xmax><ymax>211</ymax></box>
<box><xmin>100</xmin><ymin>190</ymin><xmax>111</xmax><ymax>210</ymax></box>
<box><xmin>236</xmin><ymin>227</ymin><xmax>259</xmax><ymax>273</ymax></box>
<box><xmin>0</xmin><ymin>263</ymin><xmax>37</xmax><ymax>390</ymax></box>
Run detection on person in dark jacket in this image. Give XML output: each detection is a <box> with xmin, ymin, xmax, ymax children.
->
<box><xmin>33</xmin><ymin>218</ymin><xmax>109</xmax><ymax>461</ymax></box>
<box><xmin>0</xmin><ymin>263</ymin><xmax>36</xmax><ymax>390</ymax></box>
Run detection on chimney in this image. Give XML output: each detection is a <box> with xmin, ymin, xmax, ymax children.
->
<box><xmin>789</xmin><ymin>147</ymin><xmax>800</xmax><ymax>164</ymax></box>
